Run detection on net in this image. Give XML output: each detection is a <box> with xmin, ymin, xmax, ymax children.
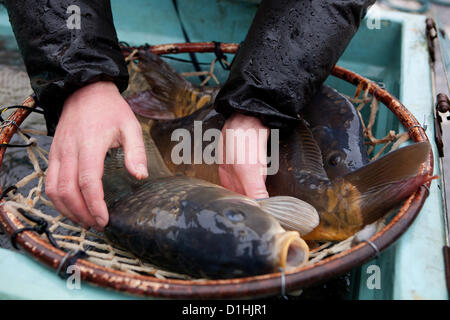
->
<box><xmin>0</xmin><ymin>49</ymin><xmax>411</xmax><ymax>281</ymax></box>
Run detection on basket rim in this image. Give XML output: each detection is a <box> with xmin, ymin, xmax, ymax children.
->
<box><xmin>0</xmin><ymin>42</ymin><xmax>433</xmax><ymax>299</ymax></box>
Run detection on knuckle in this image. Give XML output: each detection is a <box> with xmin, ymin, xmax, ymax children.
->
<box><xmin>121</xmin><ymin>120</ymin><xmax>142</xmax><ymax>136</ymax></box>
<box><xmin>57</xmin><ymin>180</ymin><xmax>74</xmax><ymax>200</ymax></box>
<box><xmin>59</xmin><ymin>187</ymin><xmax>73</xmax><ymax>201</ymax></box>
<box><xmin>58</xmin><ymin>147</ymin><xmax>77</xmax><ymax>160</ymax></box>
<box><xmin>45</xmin><ymin>185</ymin><xmax>57</xmax><ymax>199</ymax></box>
<box><xmin>78</xmin><ymin>174</ymin><xmax>95</xmax><ymax>190</ymax></box>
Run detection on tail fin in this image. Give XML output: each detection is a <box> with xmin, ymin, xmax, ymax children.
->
<box><xmin>127</xmin><ymin>51</ymin><xmax>219</xmax><ymax>119</ymax></box>
<box><xmin>343</xmin><ymin>141</ymin><xmax>434</xmax><ymax>224</ymax></box>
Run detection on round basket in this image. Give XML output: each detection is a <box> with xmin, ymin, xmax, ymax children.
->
<box><xmin>0</xmin><ymin>42</ymin><xmax>433</xmax><ymax>299</ymax></box>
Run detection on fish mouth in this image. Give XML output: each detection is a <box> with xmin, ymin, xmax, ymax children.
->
<box><xmin>276</xmin><ymin>231</ymin><xmax>309</xmax><ymax>271</ymax></box>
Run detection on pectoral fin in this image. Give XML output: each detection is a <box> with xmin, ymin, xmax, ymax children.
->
<box><xmin>258</xmin><ymin>196</ymin><xmax>320</xmax><ymax>236</ymax></box>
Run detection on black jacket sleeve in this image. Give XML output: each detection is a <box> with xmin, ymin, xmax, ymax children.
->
<box><xmin>5</xmin><ymin>0</ymin><xmax>129</xmax><ymax>135</ymax></box>
<box><xmin>215</xmin><ymin>0</ymin><xmax>376</xmax><ymax>129</ymax></box>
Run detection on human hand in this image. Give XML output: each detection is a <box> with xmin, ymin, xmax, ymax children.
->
<box><xmin>218</xmin><ymin>113</ymin><xmax>270</xmax><ymax>199</ymax></box>
<box><xmin>45</xmin><ymin>81</ymin><xmax>148</xmax><ymax>230</ymax></box>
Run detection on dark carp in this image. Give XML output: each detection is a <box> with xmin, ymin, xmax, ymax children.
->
<box><xmin>128</xmin><ymin>50</ymin><xmax>369</xmax><ymax>180</ymax></box>
<box><xmin>102</xmin><ymin>121</ymin><xmax>318</xmax><ymax>279</ymax></box>
<box><xmin>125</xmin><ymin>51</ymin><xmax>434</xmax><ymax>241</ymax></box>
<box><xmin>301</xmin><ymin>85</ymin><xmax>370</xmax><ymax>179</ymax></box>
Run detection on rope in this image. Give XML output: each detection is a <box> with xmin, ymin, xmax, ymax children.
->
<box><xmin>11</xmin><ymin>208</ymin><xmax>59</xmax><ymax>250</ymax></box>
<box><xmin>0</xmin><ymin>105</ymin><xmax>44</xmax><ymax>122</ymax></box>
<box><xmin>160</xmin><ymin>55</ymin><xmax>211</xmax><ymax>66</ymax></box>
<box><xmin>172</xmin><ymin>0</ymin><xmax>205</xmax><ymax>82</ymax></box>
<box><xmin>0</xmin><ymin>104</ymin><xmax>45</xmax><ymax>148</ymax></box>
<box><xmin>1</xmin><ymin>51</ymin><xmax>410</xmax><ymax>282</ymax></box>
<box><xmin>213</xmin><ymin>41</ymin><xmax>231</xmax><ymax>71</ymax></box>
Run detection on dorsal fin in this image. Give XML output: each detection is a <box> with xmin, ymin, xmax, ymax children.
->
<box><xmin>292</xmin><ymin>120</ymin><xmax>328</xmax><ymax>179</ymax></box>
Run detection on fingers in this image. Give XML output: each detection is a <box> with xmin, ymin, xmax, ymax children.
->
<box><xmin>218</xmin><ymin>165</ymin><xmax>246</xmax><ymax>195</ymax></box>
<box><xmin>45</xmin><ymin>139</ymin><xmax>108</xmax><ymax>230</ymax></box>
<box><xmin>234</xmin><ymin>164</ymin><xmax>269</xmax><ymax>199</ymax></box>
<box><xmin>46</xmin><ymin>146</ymin><xmax>109</xmax><ymax>230</ymax></box>
<box><xmin>77</xmin><ymin>143</ymin><xmax>110</xmax><ymax>229</ymax></box>
<box><xmin>43</xmin><ymin>82</ymin><xmax>146</xmax><ymax>230</ymax></box>
<box><xmin>120</xmin><ymin>121</ymin><xmax>148</xmax><ymax>180</ymax></box>
<box><xmin>218</xmin><ymin>131</ymin><xmax>246</xmax><ymax>195</ymax></box>
<box><xmin>45</xmin><ymin>157</ymin><xmax>81</xmax><ymax>224</ymax></box>
<box><xmin>58</xmin><ymin>151</ymin><xmax>98</xmax><ymax>228</ymax></box>
<box><xmin>219</xmin><ymin>113</ymin><xmax>270</xmax><ymax>199</ymax></box>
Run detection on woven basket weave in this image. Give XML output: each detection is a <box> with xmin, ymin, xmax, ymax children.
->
<box><xmin>0</xmin><ymin>42</ymin><xmax>433</xmax><ymax>299</ymax></box>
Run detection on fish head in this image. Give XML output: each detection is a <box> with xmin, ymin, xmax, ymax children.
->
<box><xmin>303</xmin><ymin>85</ymin><xmax>369</xmax><ymax>180</ymax></box>
<box><xmin>311</xmin><ymin>124</ymin><xmax>368</xmax><ymax>179</ymax></box>
<box><xmin>200</xmin><ymin>192</ymin><xmax>309</xmax><ymax>274</ymax></box>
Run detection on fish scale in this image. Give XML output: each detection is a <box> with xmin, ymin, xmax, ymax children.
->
<box><xmin>102</xmin><ymin>120</ymin><xmax>315</xmax><ymax>278</ymax></box>
<box><xmin>127</xmin><ymin>51</ymin><xmax>434</xmax><ymax>241</ymax></box>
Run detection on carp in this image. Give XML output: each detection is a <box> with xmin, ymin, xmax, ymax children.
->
<box><xmin>124</xmin><ymin>51</ymin><xmax>434</xmax><ymax>241</ymax></box>
<box><xmin>102</xmin><ymin>120</ymin><xmax>318</xmax><ymax>279</ymax></box>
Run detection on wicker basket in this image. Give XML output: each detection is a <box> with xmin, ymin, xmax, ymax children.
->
<box><xmin>0</xmin><ymin>42</ymin><xmax>433</xmax><ymax>299</ymax></box>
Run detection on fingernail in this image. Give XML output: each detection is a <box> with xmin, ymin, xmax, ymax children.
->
<box><xmin>94</xmin><ymin>216</ymin><xmax>106</xmax><ymax>228</ymax></box>
<box><xmin>136</xmin><ymin>163</ymin><xmax>148</xmax><ymax>179</ymax></box>
<box><xmin>252</xmin><ymin>192</ymin><xmax>269</xmax><ymax>200</ymax></box>
<box><xmin>93</xmin><ymin>225</ymin><xmax>104</xmax><ymax>232</ymax></box>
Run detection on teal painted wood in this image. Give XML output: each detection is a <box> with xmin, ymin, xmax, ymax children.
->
<box><xmin>353</xmin><ymin>246</ymin><xmax>397</xmax><ymax>300</ymax></box>
<box><xmin>388</xmin><ymin>11</ymin><xmax>446</xmax><ymax>300</ymax></box>
<box><xmin>436</xmin><ymin>15</ymin><xmax>450</xmax><ymax>86</ymax></box>
<box><xmin>0</xmin><ymin>2</ymin><xmax>447</xmax><ymax>300</ymax></box>
<box><xmin>351</xmin><ymin>10</ymin><xmax>447</xmax><ymax>300</ymax></box>
<box><xmin>0</xmin><ymin>248</ymin><xmax>141</xmax><ymax>300</ymax></box>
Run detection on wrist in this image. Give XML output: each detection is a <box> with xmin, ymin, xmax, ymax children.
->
<box><xmin>63</xmin><ymin>81</ymin><xmax>122</xmax><ymax>112</ymax></box>
<box><xmin>228</xmin><ymin>112</ymin><xmax>268</xmax><ymax>130</ymax></box>
<box><xmin>72</xmin><ymin>81</ymin><xmax>119</xmax><ymax>97</ymax></box>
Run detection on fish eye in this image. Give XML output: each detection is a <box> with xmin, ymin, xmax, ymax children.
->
<box><xmin>224</xmin><ymin>209</ymin><xmax>245</xmax><ymax>222</ymax></box>
<box><xmin>328</xmin><ymin>154</ymin><xmax>342</xmax><ymax>167</ymax></box>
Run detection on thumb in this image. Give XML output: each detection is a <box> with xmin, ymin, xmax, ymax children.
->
<box><xmin>121</xmin><ymin>121</ymin><xmax>148</xmax><ymax>180</ymax></box>
<box><xmin>236</xmin><ymin>164</ymin><xmax>269</xmax><ymax>200</ymax></box>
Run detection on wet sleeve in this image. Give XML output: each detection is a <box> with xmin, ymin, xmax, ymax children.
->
<box><xmin>4</xmin><ymin>0</ymin><xmax>129</xmax><ymax>135</ymax></box>
<box><xmin>215</xmin><ymin>0</ymin><xmax>376</xmax><ymax>129</ymax></box>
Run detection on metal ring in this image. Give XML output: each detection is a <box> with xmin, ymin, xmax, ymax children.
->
<box><xmin>363</xmin><ymin>240</ymin><xmax>380</xmax><ymax>258</ymax></box>
<box><xmin>56</xmin><ymin>249</ymin><xmax>87</xmax><ymax>279</ymax></box>
<box><xmin>377</xmin><ymin>82</ymin><xmax>386</xmax><ymax>89</ymax></box>
<box><xmin>421</xmin><ymin>184</ymin><xmax>431</xmax><ymax>195</ymax></box>
<box><xmin>407</xmin><ymin>124</ymin><xmax>426</xmax><ymax>132</ymax></box>
<box><xmin>56</xmin><ymin>249</ymin><xmax>77</xmax><ymax>278</ymax></box>
<box><xmin>278</xmin><ymin>267</ymin><xmax>288</xmax><ymax>300</ymax></box>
